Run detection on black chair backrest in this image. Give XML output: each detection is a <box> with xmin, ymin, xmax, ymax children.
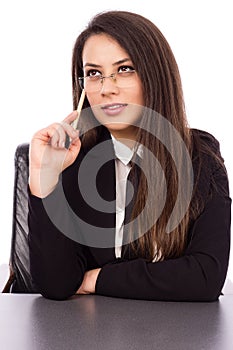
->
<box><xmin>9</xmin><ymin>143</ymin><xmax>37</xmax><ymax>293</ymax></box>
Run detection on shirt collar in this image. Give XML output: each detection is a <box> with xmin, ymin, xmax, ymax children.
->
<box><xmin>111</xmin><ymin>134</ymin><xmax>143</xmax><ymax>165</ymax></box>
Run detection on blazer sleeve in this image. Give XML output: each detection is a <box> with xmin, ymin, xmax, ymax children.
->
<box><xmin>28</xmin><ymin>182</ymin><xmax>88</xmax><ymax>300</ymax></box>
<box><xmin>95</xmin><ymin>140</ymin><xmax>231</xmax><ymax>301</ymax></box>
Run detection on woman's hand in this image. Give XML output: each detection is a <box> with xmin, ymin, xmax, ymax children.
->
<box><xmin>29</xmin><ymin>111</ymin><xmax>81</xmax><ymax>198</ymax></box>
<box><xmin>76</xmin><ymin>268</ymin><xmax>101</xmax><ymax>295</ymax></box>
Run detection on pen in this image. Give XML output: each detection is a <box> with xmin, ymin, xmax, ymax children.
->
<box><xmin>72</xmin><ymin>89</ymin><xmax>86</xmax><ymax>130</ymax></box>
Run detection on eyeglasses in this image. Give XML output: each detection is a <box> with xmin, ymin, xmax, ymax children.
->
<box><xmin>78</xmin><ymin>69</ymin><xmax>137</xmax><ymax>93</ymax></box>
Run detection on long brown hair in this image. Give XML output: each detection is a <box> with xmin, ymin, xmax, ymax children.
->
<box><xmin>71</xmin><ymin>11</ymin><xmax>223</xmax><ymax>261</ymax></box>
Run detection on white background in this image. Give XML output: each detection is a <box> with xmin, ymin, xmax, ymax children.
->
<box><xmin>0</xmin><ymin>0</ymin><xmax>232</xmax><ymax>289</ymax></box>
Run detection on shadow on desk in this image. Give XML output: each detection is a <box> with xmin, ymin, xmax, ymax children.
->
<box><xmin>27</xmin><ymin>294</ymin><xmax>232</xmax><ymax>350</ymax></box>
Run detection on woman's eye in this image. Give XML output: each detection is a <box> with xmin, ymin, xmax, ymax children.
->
<box><xmin>86</xmin><ymin>69</ymin><xmax>102</xmax><ymax>77</ymax></box>
<box><xmin>118</xmin><ymin>65</ymin><xmax>135</xmax><ymax>73</ymax></box>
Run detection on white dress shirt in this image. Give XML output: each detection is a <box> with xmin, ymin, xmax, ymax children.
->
<box><xmin>111</xmin><ymin>135</ymin><xmax>143</xmax><ymax>258</ymax></box>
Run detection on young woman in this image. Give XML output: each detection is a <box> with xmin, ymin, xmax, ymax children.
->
<box><xmin>28</xmin><ymin>11</ymin><xmax>231</xmax><ymax>301</ymax></box>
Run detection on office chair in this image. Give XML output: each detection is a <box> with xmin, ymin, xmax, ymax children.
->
<box><xmin>2</xmin><ymin>143</ymin><xmax>37</xmax><ymax>293</ymax></box>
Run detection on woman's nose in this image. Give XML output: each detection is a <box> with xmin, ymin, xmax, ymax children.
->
<box><xmin>100</xmin><ymin>76</ymin><xmax>120</xmax><ymax>95</ymax></box>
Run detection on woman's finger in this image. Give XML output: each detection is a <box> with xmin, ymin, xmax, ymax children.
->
<box><xmin>61</xmin><ymin>121</ymin><xmax>79</xmax><ymax>139</ymax></box>
<box><xmin>51</xmin><ymin>124</ymin><xmax>67</xmax><ymax>148</ymax></box>
<box><xmin>32</xmin><ymin>116</ymin><xmax>80</xmax><ymax>151</ymax></box>
<box><xmin>49</xmin><ymin>122</ymin><xmax>78</xmax><ymax>149</ymax></box>
<box><xmin>33</xmin><ymin>123</ymin><xmax>62</xmax><ymax>145</ymax></box>
<box><xmin>62</xmin><ymin>111</ymin><xmax>79</xmax><ymax>125</ymax></box>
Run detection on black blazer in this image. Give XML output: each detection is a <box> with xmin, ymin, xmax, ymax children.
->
<box><xmin>28</xmin><ymin>128</ymin><xmax>231</xmax><ymax>301</ymax></box>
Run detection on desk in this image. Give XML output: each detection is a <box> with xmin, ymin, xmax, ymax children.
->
<box><xmin>0</xmin><ymin>294</ymin><xmax>233</xmax><ymax>350</ymax></box>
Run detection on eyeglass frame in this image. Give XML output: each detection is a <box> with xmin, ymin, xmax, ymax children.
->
<box><xmin>78</xmin><ymin>69</ymin><xmax>137</xmax><ymax>91</ymax></box>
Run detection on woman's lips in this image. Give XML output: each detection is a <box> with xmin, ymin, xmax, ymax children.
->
<box><xmin>101</xmin><ymin>103</ymin><xmax>127</xmax><ymax>116</ymax></box>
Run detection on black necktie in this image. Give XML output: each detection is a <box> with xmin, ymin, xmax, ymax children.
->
<box><xmin>121</xmin><ymin>157</ymin><xmax>141</xmax><ymax>259</ymax></box>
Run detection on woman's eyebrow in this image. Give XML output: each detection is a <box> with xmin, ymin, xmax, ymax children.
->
<box><xmin>113</xmin><ymin>58</ymin><xmax>131</xmax><ymax>66</ymax></box>
<box><xmin>83</xmin><ymin>58</ymin><xmax>131</xmax><ymax>69</ymax></box>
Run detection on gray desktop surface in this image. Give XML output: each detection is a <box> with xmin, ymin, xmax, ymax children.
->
<box><xmin>0</xmin><ymin>294</ymin><xmax>233</xmax><ymax>350</ymax></box>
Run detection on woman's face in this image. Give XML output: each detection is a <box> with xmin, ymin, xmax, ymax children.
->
<box><xmin>81</xmin><ymin>33</ymin><xmax>144</xmax><ymax>140</ymax></box>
